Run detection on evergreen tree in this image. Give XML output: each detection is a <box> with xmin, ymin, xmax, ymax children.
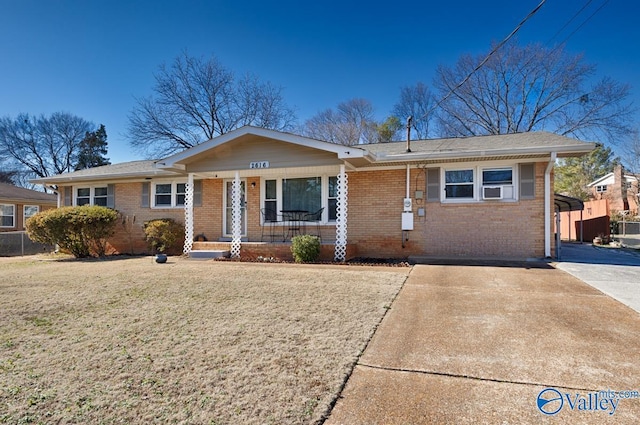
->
<box><xmin>75</xmin><ymin>124</ymin><xmax>110</xmax><ymax>170</ymax></box>
<box><xmin>554</xmin><ymin>144</ymin><xmax>620</xmax><ymax>200</ymax></box>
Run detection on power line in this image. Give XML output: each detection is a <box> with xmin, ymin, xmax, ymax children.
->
<box><xmin>416</xmin><ymin>0</ymin><xmax>547</xmax><ymax>123</ymax></box>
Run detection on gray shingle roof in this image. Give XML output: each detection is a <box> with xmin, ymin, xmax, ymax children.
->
<box><xmin>364</xmin><ymin>132</ymin><xmax>592</xmax><ymax>157</ymax></box>
<box><xmin>31</xmin><ymin>160</ymin><xmax>179</xmax><ymax>184</ymax></box>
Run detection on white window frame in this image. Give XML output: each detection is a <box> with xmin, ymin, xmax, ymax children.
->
<box><xmin>74</xmin><ymin>186</ymin><xmax>108</xmax><ymax>206</ymax></box>
<box><xmin>261</xmin><ymin>175</ymin><xmax>337</xmax><ymax>225</ymax></box>
<box><xmin>23</xmin><ymin>205</ymin><xmax>39</xmax><ymax>228</ymax></box>
<box><xmin>441</xmin><ymin>163</ymin><xmax>518</xmax><ymax>203</ymax></box>
<box><xmin>443</xmin><ymin>168</ymin><xmax>475</xmax><ymax>201</ymax></box>
<box><xmin>1</xmin><ymin>204</ymin><xmax>15</xmax><ymax>228</ymax></box>
<box><xmin>596</xmin><ymin>185</ymin><xmax>607</xmax><ymax>193</ymax></box>
<box><xmin>151</xmin><ymin>180</ymin><xmax>187</xmax><ymax>208</ymax></box>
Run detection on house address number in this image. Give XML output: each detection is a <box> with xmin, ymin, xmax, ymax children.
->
<box><xmin>249</xmin><ymin>161</ymin><xmax>270</xmax><ymax>169</ymax></box>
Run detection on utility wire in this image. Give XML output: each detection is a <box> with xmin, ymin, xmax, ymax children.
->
<box><xmin>416</xmin><ymin>0</ymin><xmax>547</xmax><ymax>123</ymax></box>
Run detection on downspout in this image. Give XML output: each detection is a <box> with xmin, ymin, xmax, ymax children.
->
<box><xmin>544</xmin><ymin>152</ymin><xmax>557</xmax><ymax>258</ymax></box>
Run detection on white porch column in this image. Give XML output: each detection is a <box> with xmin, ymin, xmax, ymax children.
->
<box><xmin>231</xmin><ymin>171</ymin><xmax>242</xmax><ymax>258</ymax></box>
<box><xmin>334</xmin><ymin>164</ymin><xmax>349</xmax><ymax>261</ymax></box>
<box><xmin>183</xmin><ymin>173</ymin><xmax>195</xmax><ymax>255</ymax></box>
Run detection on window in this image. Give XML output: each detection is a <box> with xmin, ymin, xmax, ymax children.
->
<box><xmin>75</xmin><ymin>186</ymin><xmax>108</xmax><ymax>206</ymax></box>
<box><xmin>264</xmin><ymin>179</ymin><xmax>277</xmax><ymax>221</ymax></box>
<box><xmin>283</xmin><ymin>177</ymin><xmax>321</xmax><ymax>213</ymax></box>
<box><xmin>262</xmin><ymin>175</ymin><xmax>337</xmax><ymax>223</ymax></box>
<box><xmin>94</xmin><ymin>187</ymin><xmax>108</xmax><ymax>206</ymax></box>
<box><xmin>596</xmin><ymin>185</ymin><xmax>607</xmax><ymax>193</ymax></box>
<box><xmin>1</xmin><ymin>204</ymin><xmax>15</xmax><ymax>227</ymax></box>
<box><xmin>328</xmin><ymin>176</ymin><xmax>338</xmax><ymax>220</ymax></box>
<box><xmin>445</xmin><ymin>169</ymin><xmax>474</xmax><ymax>199</ymax></box>
<box><xmin>77</xmin><ymin>188</ymin><xmax>91</xmax><ymax>205</ymax></box>
<box><xmin>482</xmin><ymin>168</ymin><xmax>513</xmax><ymax>185</ymax></box>
<box><xmin>152</xmin><ymin>181</ymin><xmax>186</xmax><ymax>208</ymax></box>
<box><xmin>24</xmin><ymin>205</ymin><xmax>39</xmax><ymax>228</ymax></box>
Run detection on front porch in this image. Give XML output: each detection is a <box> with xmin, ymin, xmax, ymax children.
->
<box><xmin>190</xmin><ymin>241</ymin><xmax>358</xmax><ymax>262</ymax></box>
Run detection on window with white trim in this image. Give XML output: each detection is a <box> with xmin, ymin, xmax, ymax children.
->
<box><xmin>23</xmin><ymin>205</ymin><xmax>39</xmax><ymax>228</ymax></box>
<box><xmin>596</xmin><ymin>185</ymin><xmax>607</xmax><ymax>193</ymax></box>
<box><xmin>442</xmin><ymin>165</ymin><xmax>517</xmax><ymax>202</ymax></box>
<box><xmin>1</xmin><ymin>204</ymin><xmax>15</xmax><ymax>227</ymax></box>
<box><xmin>444</xmin><ymin>169</ymin><xmax>474</xmax><ymax>199</ymax></box>
<box><xmin>75</xmin><ymin>186</ymin><xmax>108</xmax><ymax>206</ymax></box>
<box><xmin>263</xmin><ymin>176</ymin><xmax>335</xmax><ymax>223</ymax></box>
<box><xmin>152</xmin><ymin>181</ymin><xmax>187</xmax><ymax>208</ymax></box>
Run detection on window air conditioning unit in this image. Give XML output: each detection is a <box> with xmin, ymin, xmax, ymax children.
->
<box><xmin>482</xmin><ymin>186</ymin><xmax>503</xmax><ymax>200</ymax></box>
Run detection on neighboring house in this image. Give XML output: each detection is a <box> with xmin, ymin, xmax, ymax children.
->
<box><xmin>588</xmin><ymin>165</ymin><xmax>639</xmax><ymax>216</ymax></box>
<box><xmin>32</xmin><ymin>126</ymin><xmax>594</xmax><ymax>260</ymax></box>
<box><xmin>0</xmin><ymin>182</ymin><xmax>57</xmax><ymax>232</ymax></box>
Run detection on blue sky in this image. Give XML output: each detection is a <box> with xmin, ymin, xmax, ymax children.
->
<box><xmin>1</xmin><ymin>0</ymin><xmax>638</xmax><ymax>163</ymax></box>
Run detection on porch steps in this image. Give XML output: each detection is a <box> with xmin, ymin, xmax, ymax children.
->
<box><xmin>188</xmin><ymin>249</ymin><xmax>230</xmax><ymax>260</ymax></box>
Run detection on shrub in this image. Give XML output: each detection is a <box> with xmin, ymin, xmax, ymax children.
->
<box><xmin>291</xmin><ymin>235</ymin><xmax>321</xmax><ymax>263</ymax></box>
<box><xmin>143</xmin><ymin>218</ymin><xmax>185</xmax><ymax>254</ymax></box>
<box><xmin>26</xmin><ymin>205</ymin><xmax>119</xmax><ymax>258</ymax></box>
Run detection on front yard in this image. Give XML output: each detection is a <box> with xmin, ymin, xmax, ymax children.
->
<box><xmin>0</xmin><ymin>256</ymin><xmax>408</xmax><ymax>424</ymax></box>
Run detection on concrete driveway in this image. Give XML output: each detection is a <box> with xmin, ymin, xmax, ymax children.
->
<box><xmin>555</xmin><ymin>242</ymin><xmax>640</xmax><ymax>313</ymax></box>
<box><xmin>325</xmin><ymin>264</ymin><xmax>640</xmax><ymax>424</ymax></box>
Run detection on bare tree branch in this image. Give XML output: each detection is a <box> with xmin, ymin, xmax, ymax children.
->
<box><xmin>434</xmin><ymin>42</ymin><xmax>635</xmax><ymax>144</ymax></box>
<box><xmin>127</xmin><ymin>52</ymin><xmax>297</xmax><ymax>158</ymax></box>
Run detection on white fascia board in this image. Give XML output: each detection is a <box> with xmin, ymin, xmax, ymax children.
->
<box><xmin>30</xmin><ymin>170</ymin><xmax>182</xmax><ymax>185</ymax></box>
<box><xmin>370</xmin><ymin>143</ymin><xmax>596</xmax><ymax>163</ymax></box>
<box><xmin>587</xmin><ymin>173</ymin><xmax>614</xmax><ymax>187</ymax></box>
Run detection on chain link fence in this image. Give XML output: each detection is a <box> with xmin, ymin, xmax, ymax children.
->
<box><xmin>0</xmin><ymin>231</ymin><xmax>54</xmax><ymax>256</ymax></box>
<box><xmin>614</xmin><ymin>221</ymin><xmax>640</xmax><ymax>249</ymax></box>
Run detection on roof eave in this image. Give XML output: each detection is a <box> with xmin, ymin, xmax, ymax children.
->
<box><xmin>370</xmin><ymin>143</ymin><xmax>596</xmax><ymax>163</ymax></box>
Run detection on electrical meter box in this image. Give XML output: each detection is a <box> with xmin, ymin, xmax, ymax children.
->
<box><xmin>402</xmin><ymin>212</ymin><xmax>414</xmax><ymax>230</ymax></box>
<box><xmin>403</xmin><ymin>198</ymin><xmax>412</xmax><ymax>212</ymax></box>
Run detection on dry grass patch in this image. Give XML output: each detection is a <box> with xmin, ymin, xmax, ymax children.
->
<box><xmin>0</xmin><ymin>255</ymin><xmax>407</xmax><ymax>424</ymax></box>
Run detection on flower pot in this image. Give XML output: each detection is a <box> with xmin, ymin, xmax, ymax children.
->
<box><xmin>155</xmin><ymin>253</ymin><xmax>168</xmax><ymax>263</ymax></box>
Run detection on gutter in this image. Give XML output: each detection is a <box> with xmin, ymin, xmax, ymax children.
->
<box><xmin>544</xmin><ymin>152</ymin><xmax>557</xmax><ymax>258</ymax></box>
<box><xmin>370</xmin><ymin>143</ymin><xmax>595</xmax><ymax>163</ymax></box>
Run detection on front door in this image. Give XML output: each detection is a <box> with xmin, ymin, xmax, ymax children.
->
<box><xmin>224</xmin><ymin>180</ymin><xmax>246</xmax><ymax>237</ymax></box>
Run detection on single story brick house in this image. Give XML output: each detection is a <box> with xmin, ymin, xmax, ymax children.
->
<box><xmin>32</xmin><ymin>126</ymin><xmax>594</xmax><ymax>260</ymax></box>
<box><xmin>0</xmin><ymin>182</ymin><xmax>57</xmax><ymax>231</ymax></box>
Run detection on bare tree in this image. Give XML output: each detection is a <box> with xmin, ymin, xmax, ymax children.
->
<box><xmin>127</xmin><ymin>52</ymin><xmax>297</xmax><ymax>157</ymax></box>
<box><xmin>434</xmin><ymin>42</ymin><xmax>635</xmax><ymax>144</ymax></box>
<box><xmin>392</xmin><ymin>82</ymin><xmax>436</xmax><ymax>139</ymax></box>
<box><xmin>302</xmin><ymin>98</ymin><xmax>377</xmax><ymax>146</ymax></box>
<box><xmin>0</xmin><ymin>112</ymin><xmax>94</xmax><ymax>180</ymax></box>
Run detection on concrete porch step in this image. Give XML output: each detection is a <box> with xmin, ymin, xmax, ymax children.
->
<box><xmin>189</xmin><ymin>250</ymin><xmax>230</xmax><ymax>259</ymax></box>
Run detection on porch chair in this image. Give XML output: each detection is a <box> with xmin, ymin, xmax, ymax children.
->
<box><xmin>260</xmin><ymin>208</ymin><xmax>281</xmax><ymax>242</ymax></box>
<box><xmin>304</xmin><ymin>207</ymin><xmax>324</xmax><ymax>242</ymax></box>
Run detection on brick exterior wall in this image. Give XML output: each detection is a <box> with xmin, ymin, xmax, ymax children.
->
<box><xmin>0</xmin><ymin>203</ymin><xmax>55</xmax><ymax>233</ymax></box>
<box><xmin>346</xmin><ymin>162</ymin><xmax>548</xmax><ymax>259</ymax></box>
<box><xmin>62</xmin><ymin>160</ymin><xmax>551</xmax><ymax>260</ymax></box>
<box><xmin>590</xmin><ymin>165</ymin><xmax>639</xmax><ymax>216</ymax></box>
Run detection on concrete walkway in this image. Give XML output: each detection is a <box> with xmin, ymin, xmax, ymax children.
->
<box><xmin>326</xmin><ymin>264</ymin><xmax>640</xmax><ymax>424</ymax></box>
<box><xmin>555</xmin><ymin>242</ymin><xmax>640</xmax><ymax>313</ymax></box>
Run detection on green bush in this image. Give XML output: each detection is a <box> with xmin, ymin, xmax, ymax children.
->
<box><xmin>291</xmin><ymin>235</ymin><xmax>321</xmax><ymax>263</ymax></box>
<box><xmin>26</xmin><ymin>205</ymin><xmax>119</xmax><ymax>258</ymax></box>
<box><xmin>143</xmin><ymin>218</ymin><xmax>185</xmax><ymax>254</ymax></box>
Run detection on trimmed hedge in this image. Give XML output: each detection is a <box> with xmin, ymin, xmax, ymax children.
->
<box><xmin>26</xmin><ymin>205</ymin><xmax>119</xmax><ymax>258</ymax></box>
<box><xmin>291</xmin><ymin>235</ymin><xmax>321</xmax><ymax>263</ymax></box>
<box><xmin>143</xmin><ymin>218</ymin><xmax>185</xmax><ymax>254</ymax></box>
